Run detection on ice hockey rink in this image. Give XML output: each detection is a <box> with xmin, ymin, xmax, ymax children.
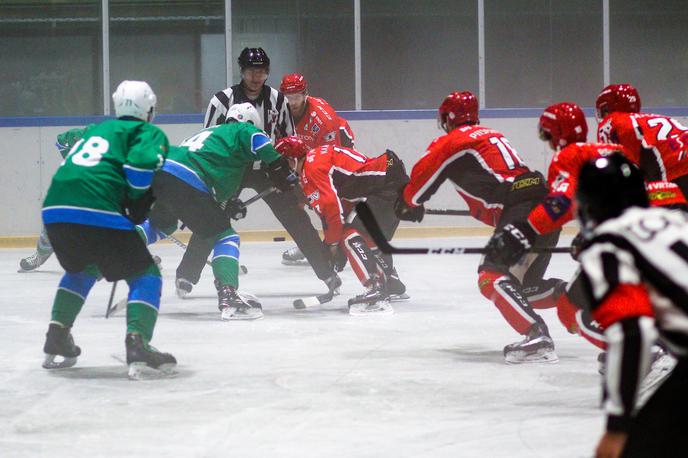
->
<box><xmin>0</xmin><ymin>235</ymin><xmax>604</xmax><ymax>458</ymax></box>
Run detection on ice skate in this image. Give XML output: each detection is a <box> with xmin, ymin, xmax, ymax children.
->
<box><xmin>125</xmin><ymin>333</ymin><xmax>177</xmax><ymax>380</ymax></box>
<box><xmin>42</xmin><ymin>323</ymin><xmax>81</xmax><ymax>369</ymax></box>
<box><xmin>175</xmin><ymin>277</ymin><xmax>193</xmax><ymax>299</ymax></box>
<box><xmin>638</xmin><ymin>345</ymin><xmax>677</xmax><ymax>403</ymax></box>
<box><xmin>282</xmin><ymin>246</ymin><xmax>310</xmax><ymax>266</ymax></box>
<box><xmin>504</xmin><ymin>323</ymin><xmax>558</xmax><ymax>364</ymax></box>
<box><xmin>18</xmin><ymin>250</ymin><xmax>52</xmax><ymax>272</ymax></box>
<box><xmin>386</xmin><ymin>268</ymin><xmax>409</xmax><ymax>301</ymax></box>
<box><xmin>217</xmin><ymin>284</ymin><xmax>263</xmax><ymax>320</ymax></box>
<box><xmin>348</xmin><ymin>278</ymin><xmax>393</xmax><ymax>316</ymax></box>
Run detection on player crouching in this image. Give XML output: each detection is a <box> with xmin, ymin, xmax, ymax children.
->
<box><xmin>276</xmin><ymin>136</ymin><xmax>408</xmax><ymax>315</ymax></box>
<box><xmin>41</xmin><ymin>81</ymin><xmax>175</xmax><ymax>379</ymax></box>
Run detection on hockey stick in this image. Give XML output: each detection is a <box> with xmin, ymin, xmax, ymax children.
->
<box><xmin>105</xmin><ymin>281</ymin><xmax>118</xmax><ymax>318</ymax></box>
<box><xmin>426</xmin><ymin>208</ymin><xmax>471</xmax><ymax>216</ymax></box>
<box><xmin>355</xmin><ymin>202</ymin><xmax>571</xmax><ymax>255</ymax></box>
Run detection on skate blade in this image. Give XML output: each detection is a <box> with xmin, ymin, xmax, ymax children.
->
<box><xmin>349</xmin><ymin>302</ymin><xmax>394</xmax><ymax>316</ymax></box>
<box><xmin>638</xmin><ymin>354</ymin><xmax>677</xmax><ymax>402</ymax></box>
<box><xmin>127</xmin><ymin>362</ymin><xmax>177</xmax><ymax>380</ymax></box>
<box><xmin>220</xmin><ymin>308</ymin><xmax>264</xmax><ymax>321</ymax></box>
<box><xmin>281</xmin><ymin>259</ymin><xmax>311</xmax><ymax>266</ymax></box>
<box><xmin>390</xmin><ymin>293</ymin><xmax>410</xmax><ymax>302</ymax></box>
<box><xmin>504</xmin><ymin>350</ymin><xmax>559</xmax><ymax>364</ymax></box>
<box><xmin>42</xmin><ymin>354</ymin><xmax>78</xmax><ymax>369</ymax></box>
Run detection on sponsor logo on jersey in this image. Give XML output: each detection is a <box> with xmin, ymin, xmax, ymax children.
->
<box><xmin>311</xmin><ymin>123</ymin><xmax>320</xmax><ymax>134</ymax></box>
<box><xmin>324</xmin><ymin>131</ymin><xmax>335</xmax><ymax>142</ymax></box>
<box><xmin>511</xmin><ymin>176</ymin><xmax>541</xmax><ymax>190</ymax></box>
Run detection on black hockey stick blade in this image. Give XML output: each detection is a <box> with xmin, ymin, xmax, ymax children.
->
<box><xmin>425</xmin><ymin>208</ymin><xmax>471</xmax><ymax>216</ymax></box>
<box><xmin>355</xmin><ymin>202</ymin><xmax>571</xmax><ymax>255</ymax></box>
<box><xmin>293</xmin><ymin>290</ymin><xmax>334</xmax><ymax>309</ymax></box>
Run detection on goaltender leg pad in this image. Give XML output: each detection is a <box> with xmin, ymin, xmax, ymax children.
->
<box><xmin>212</xmin><ymin>229</ymin><xmax>241</xmax><ymax>288</ymax></box>
<box><xmin>478</xmin><ymin>269</ymin><xmax>541</xmax><ymax>335</ymax></box>
<box><xmin>343</xmin><ymin>228</ymin><xmax>379</xmax><ymax>286</ymax></box>
<box><xmin>51</xmin><ymin>271</ymin><xmax>98</xmax><ymax>327</ymax></box>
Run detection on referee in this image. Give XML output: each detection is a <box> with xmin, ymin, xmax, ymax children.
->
<box><xmin>175</xmin><ymin>47</ymin><xmax>340</xmax><ymax>297</ymax></box>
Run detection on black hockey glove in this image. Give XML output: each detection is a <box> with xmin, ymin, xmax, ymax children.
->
<box><xmin>485</xmin><ymin>220</ymin><xmax>537</xmax><ymax>267</ymax></box>
<box><xmin>224</xmin><ymin>197</ymin><xmax>247</xmax><ymax>220</ymax></box>
<box><xmin>394</xmin><ymin>195</ymin><xmax>425</xmax><ymax>222</ymax></box>
<box><xmin>266</xmin><ymin>156</ymin><xmax>299</xmax><ymax>192</ymax></box>
<box><xmin>324</xmin><ymin>242</ymin><xmax>348</xmax><ymax>272</ymax></box>
<box><xmin>570</xmin><ymin>229</ymin><xmax>594</xmax><ymax>261</ymax></box>
<box><xmin>123</xmin><ymin>189</ymin><xmax>155</xmax><ymax>224</ymax></box>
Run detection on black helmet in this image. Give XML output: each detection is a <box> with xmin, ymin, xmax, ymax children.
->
<box><xmin>238</xmin><ymin>47</ymin><xmax>270</xmax><ymax>69</ymax></box>
<box><xmin>576</xmin><ymin>152</ymin><xmax>648</xmax><ymax>226</ymax></box>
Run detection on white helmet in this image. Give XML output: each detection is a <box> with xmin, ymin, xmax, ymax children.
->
<box><xmin>112</xmin><ymin>80</ymin><xmax>157</xmax><ymax>122</ymax></box>
<box><xmin>226</xmin><ymin>102</ymin><xmax>263</xmax><ymax>130</ymax></box>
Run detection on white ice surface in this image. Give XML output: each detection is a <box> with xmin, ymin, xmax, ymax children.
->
<box><xmin>0</xmin><ymin>237</ymin><xmax>603</xmax><ymax>458</ymax></box>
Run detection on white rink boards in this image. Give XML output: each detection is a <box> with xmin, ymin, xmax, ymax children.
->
<box><xmin>0</xmin><ymin>236</ymin><xmax>603</xmax><ymax>458</ymax></box>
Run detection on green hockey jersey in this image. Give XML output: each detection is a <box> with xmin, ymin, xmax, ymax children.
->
<box><xmin>43</xmin><ymin>118</ymin><xmax>169</xmax><ymax>230</ymax></box>
<box><xmin>161</xmin><ymin>122</ymin><xmax>280</xmax><ymax>202</ymax></box>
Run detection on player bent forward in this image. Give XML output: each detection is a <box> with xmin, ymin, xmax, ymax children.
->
<box><xmin>41</xmin><ymin>81</ymin><xmax>175</xmax><ymax>378</ymax></box>
<box><xmin>275</xmin><ymin>136</ymin><xmax>408</xmax><ymax>315</ymax></box>
<box><xmin>136</xmin><ymin>103</ymin><xmax>297</xmax><ymax>321</ymax></box>
<box><xmin>396</xmin><ymin>91</ymin><xmax>563</xmax><ymax>363</ymax></box>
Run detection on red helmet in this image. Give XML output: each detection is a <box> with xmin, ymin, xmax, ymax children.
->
<box><xmin>595</xmin><ymin>84</ymin><xmax>641</xmax><ymax>120</ymax></box>
<box><xmin>275</xmin><ymin>136</ymin><xmax>309</xmax><ymax>159</ymax></box>
<box><xmin>438</xmin><ymin>91</ymin><xmax>479</xmax><ymax>131</ymax></box>
<box><xmin>280</xmin><ymin>73</ymin><xmax>307</xmax><ymax>94</ymax></box>
<box><xmin>538</xmin><ymin>102</ymin><xmax>588</xmax><ymax>150</ymax></box>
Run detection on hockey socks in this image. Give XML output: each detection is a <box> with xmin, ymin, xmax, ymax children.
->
<box><xmin>50</xmin><ymin>269</ymin><xmax>98</xmax><ymax>326</ymax></box>
<box><xmin>211</xmin><ymin>231</ymin><xmax>241</xmax><ymax>288</ymax></box>
<box><xmin>136</xmin><ymin>220</ymin><xmax>174</xmax><ymax>245</ymax></box>
<box><xmin>478</xmin><ymin>269</ymin><xmax>543</xmax><ymax>334</ymax></box>
<box><xmin>343</xmin><ymin>230</ymin><xmax>379</xmax><ymax>286</ymax></box>
<box><xmin>125</xmin><ymin>265</ymin><xmax>162</xmax><ymax>343</ymax></box>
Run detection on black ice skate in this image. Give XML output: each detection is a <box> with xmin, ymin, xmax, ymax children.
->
<box><xmin>217</xmin><ymin>283</ymin><xmax>263</xmax><ymax>321</ymax></box>
<box><xmin>386</xmin><ymin>268</ymin><xmax>409</xmax><ymax>301</ymax></box>
<box><xmin>42</xmin><ymin>323</ymin><xmax>81</xmax><ymax>369</ymax></box>
<box><xmin>19</xmin><ymin>250</ymin><xmax>52</xmax><ymax>272</ymax></box>
<box><xmin>282</xmin><ymin>246</ymin><xmax>310</xmax><ymax>266</ymax></box>
<box><xmin>348</xmin><ymin>277</ymin><xmax>393</xmax><ymax>316</ymax></box>
<box><xmin>175</xmin><ymin>277</ymin><xmax>193</xmax><ymax>299</ymax></box>
<box><xmin>503</xmin><ymin>322</ymin><xmax>558</xmax><ymax>364</ymax></box>
<box><xmin>125</xmin><ymin>333</ymin><xmax>177</xmax><ymax>380</ymax></box>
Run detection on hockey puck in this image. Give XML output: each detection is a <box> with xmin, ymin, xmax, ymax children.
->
<box><xmin>273</xmin><ymin>236</ymin><xmax>286</xmax><ymax>242</ymax></box>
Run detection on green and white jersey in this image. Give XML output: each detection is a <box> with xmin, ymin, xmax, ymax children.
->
<box><xmin>55</xmin><ymin>126</ymin><xmax>91</xmax><ymax>159</ymax></box>
<box><xmin>43</xmin><ymin>118</ymin><xmax>169</xmax><ymax>230</ymax></box>
<box><xmin>162</xmin><ymin>122</ymin><xmax>280</xmax><ymax>202</ymax></box>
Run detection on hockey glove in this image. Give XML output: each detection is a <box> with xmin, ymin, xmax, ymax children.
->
<box><xmin>123</xmin><ymin>189</ymin><xmax>155</xmax><ymax>224</ymax></box>
<box><xmin>485</xmin><ymin>220</ymin><xmax>537</xmax><ymax>267</ymax></box>
<box><xmin>570</xmin><ymin>229</ymin><xmax>593</xmax><ymax>261</ymax></box>
<box><xmin>325</xmin><ymin>242</ymin><xmax>348</xmax><ymax>272</ymax></box>
<box><xmin>224</xmin><ymin>197</ymin><xmax>247</xmax><ymax>220</ymax></box>
<box><xmin>267</xmin><ymin>156</ymin><xmax>299</xmax><ymax>192</ymax></box>
<box><xmin>394</xmin><ymin>195</ymin><xmax>425</xmax><ymax>222</ymax></box>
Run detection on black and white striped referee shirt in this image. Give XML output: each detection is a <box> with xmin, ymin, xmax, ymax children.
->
<box><xmin>204</xmin><ymin>83</ymin><xmax>295</xmax><ymax>142</ymax></box>
<box><xmin>579</xmin><ymin>206</ymin><xmax>688</xmax><ymax>430</ymax></box>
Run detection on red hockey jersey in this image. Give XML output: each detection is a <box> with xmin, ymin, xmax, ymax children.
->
<box><xmin>402</xmin><ymin>125</ymin><xmax>531</xmax><ymax>227</ymax></box>
<box><xmin>294</xmin><ymin>96</ymin><xmax>354</xmax><ymax>150</ymax></box>
<box><xmin>300</xmin><ymin>145</ymin><xmax>389</xmax><ymax>244</ymax></box>
<box><xmin>597</xmin><ymin>112</ymin><xmax>688</xmax><ymax>183</ymax></box>
<box><xmin>527</xmin><ymin>143</ymin><xmax>627</xmax><ymax>234</ymax></box>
